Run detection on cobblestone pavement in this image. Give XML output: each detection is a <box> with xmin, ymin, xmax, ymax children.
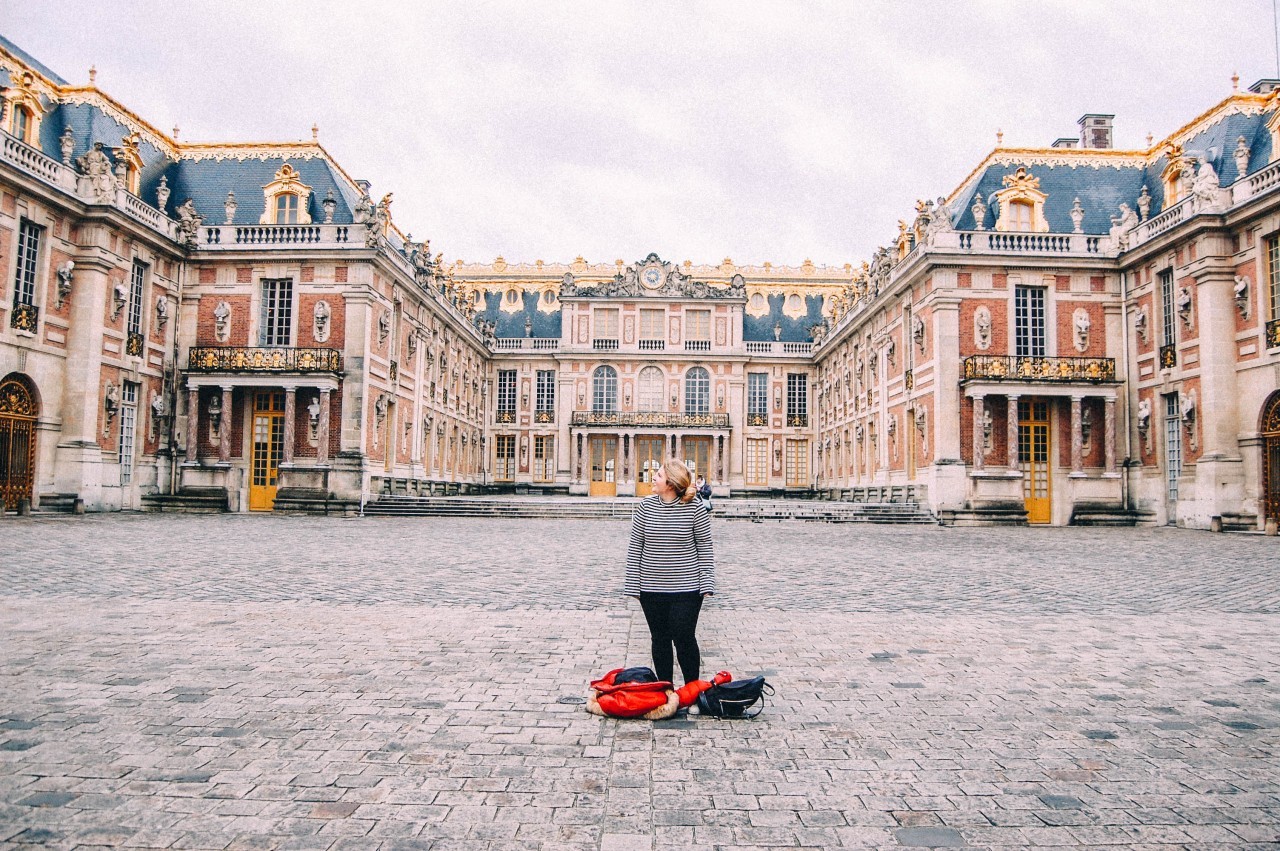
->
<box><xmin>2</xmin><ymin>515</ymin><xmax>1278</xmax><ymax>849</ymax></box>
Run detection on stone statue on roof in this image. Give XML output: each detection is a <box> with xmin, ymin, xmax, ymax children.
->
<box><xmin>76</xmin><ymin>142</ymin><xmax>116</xmax><ymax>203</ymax></box>
<box><xmin>1109</xmin><ymin>203</ymin><xmax>1139</xmax><ymax>250</ymax></box>
<box><xmin>1191</xmin><ymin>159</ymin><xmax>1224</xmax><ymax>211</ymax></box>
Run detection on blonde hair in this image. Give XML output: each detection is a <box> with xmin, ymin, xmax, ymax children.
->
<box><xmin>661</xmin><ymin>458</ymin><xmax>697</xmax><ymax>504</ymax></box>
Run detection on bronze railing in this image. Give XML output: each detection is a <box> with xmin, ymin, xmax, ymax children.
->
<box><xmin>571</xmin><ymin>411</ymin><xmax>730</xmax><ymax>428</ymax></box>
<box><xmin>961</xmin><ymin>355</ymin><xmax>1115</xmax><ymax>383</ymax></box>
<box><xmin>1267</xmin><ymin>319</ymin><xmax>1280</xmax><ymax>349</ymax></box>
<box><xmin>495</xmin><ymin>410</ymin><xmax>516</xmax><ymax>424</ymax></box>
<box><xmin>746</xmin><ymin>412</ymin><xmax>768</xmax><ymax>427</ymax></box>
<box><xmin>187</xmin><ymin>346</ymin><xmax>344</xmax><ymax>374</ymax></box>
<box><xmin>10</xmin><ymin>302</ymin><xmax>37</xmax><ymax>333</ymax></box>
<box><xmin>787</xmin><ymin>413</ymin><xmax>809</xmax><ymax>427</ymax></box>
<box><xmin>534</xmin><ymin>410</ymin><xmax>554</xmax><ymax>423</ymax></box>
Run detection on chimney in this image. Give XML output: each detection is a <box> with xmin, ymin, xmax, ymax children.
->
<box><xmin>1051</xmin><ymin>137</ymin><xmax>1078</xmax><ymax>149</ymax></box>
<box><xmin>1248</xmin><ymin>78</ymin><xmax>1280</xmax><ymax>94</ymax></box>
<box><xmin>1078</xmin><ymin>114</ymin><xmax>1114</xmax><ymax>150</ymax></box>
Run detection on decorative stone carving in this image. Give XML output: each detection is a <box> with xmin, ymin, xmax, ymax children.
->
<box><xmin>1176</xmin><ymin>286</ymin><xmax>1194</xmax><ymax>328</ymax></box>
<box><xmin>916</xmin><ymin>408</ymin><xmax>927</xmax><ymax>449</ymax></box>
<box><xmin>1109</xmin><ymin>203</ymin><xmax>1139</xmax><ymax>250</ymax></box>
<box><xmin>982</xmin><ymin>408</ymin><xmax>993</xmax><ymax>452</ymax></box>
<box><xmin>1191</xmin><ymin>159</ymin><xmax>1224</xmax><ymax>210</ymax></box>
<box><xmin>155</xmin><ymin>295</ymin><xmax>168</xmax><ymax>330</ymax></box>
<box><xmin>1180</xmin><ymin>389</ymin><xmax>1198</xmax><ymax>451</ymax></box>
<box><xmin>148</xmin><ymin>390</ymin><xmax>167</xmax><ymax>442</ymax></box>
<box><xmin>224</xmin><ymin>191</ymin><xmax>237</xmax><ymax>225</ymax></box>
<box><xmin>1070</xmin><ymin>197</ymin><xmax>1084</xmax><ymax>233</ymax></box>
<box><xmin>773</xmin><ymin>321</ymin><xmax>782</xmax><ymax>341</ymax></box>
<box><xmin>1235</xmin><ymin>275</ymin><xmax>1251</xmax><ymax>319</ymax></box>
<box><xmin>354</xmin><ymin>192</ymin><xmax>373</xmax><ymax>223</ymax></box>
<box><xmin>1081</xmin><ymin>407</ymin><xmax>1093</xmax><ymax>451</ymax></box>
<box><xmin>76</xmin><ymin>142</ymin><xmax>116</xmax><ymax>203</ymax></box>
<box><xmin>111</xmin><ymin>279</ymin><xmax>127</xmax><ymax>320</ymax></box>
<box><xmin>886</xmin><ymin>337</ymin><xmax>896</xmax><ymax>366</ymax></box>
<box><xmin>322</xmin><ymin>189</ymin><xmax>336</xmax><ymax>224</ymax></box>
<box><xmin>1234</xmin><ymin>136</ymin><xmax>1251</xmax><ymax>181</ymax></box>
<box><xmin>373</xmin><ymin>394</ymin><xmax>388</xmax><ymax>447</ymax></box>
<box><xmin>102</xmin><ymin>381</ymin><xmax>119</xmax><ymax>437</ymax></box>
<box><xmin>970</xmin><ymin>192</ymin><xmax>987</xmax><ymax>231</ymax></box>
<box><xmin>213</xmin><ymin>300</ymin><xmax>231</xmax><ymax>342</ymax></box>
<box><xmin>1073</xmin><ymin>309</ymin><xmax>1091</xmax><ymax>352</ymax></box>
<box><xmin>406</xmin><ymin>332</ymin><xmax>417</xmax><ymax>357</ymax></box>
<box><xmin>55</xmin><ymin>260</ymin><xmax>74</xmax><ymax>309</ymax></box>
<box><xmin>911</xmin><ymin>314</ymin><xmax>925</xmax><ymax>351</ymax></box>
<box><xmin>313</xmin><ymin>300</ymin><xmax>331</xmax><ymax>343</ymax></box>
<box><xmin>208</xmin><ymin>394</ymin><xmax>223</xmax><ymax>443</ymax></box>
<box><xmin>175</xmin><ymin>198</ymin><xmax>202</xmax><ymax>248</ymax></box>
<box><xmin>307</xmin><ymin>395</ymin><xmax>321</xmax><ymax>442</ymax></box>
<box><xmin>378</xmin><ymin>308</ymin><xmax>391</xmax><ymax>346</ymax></box>
<box><xmin>1133</xmin><ymin>304</ymin><xmax>1149</xmax><ymax>344</ymax></box>
<box><xmin>974</xmin><ymin>306</ymin><xmax>992</xmax><ymax>350</ymax></box>
<box><xmin>60</xmin><ymin>127</ymin><xmax>75</xmax><ymax>165</ymax></box>
<box><xmin>1136</xmin><ymin>397</ymin><xmax>1152</xmax><ymax>453</ymax></box>
<box><xmin>156</xmin><ymin>175</ymin><xmax>170</xmax><ymax>212</ymax></box>
<box><xmin>854</xmin><ymin>423</ymin><xmax>864</xmax><ymax>443</ymax></box>
<box><xmin>1137</xmin><ymin>185</ymin><xmax>1151</xmax><ymax>221</ymax></box>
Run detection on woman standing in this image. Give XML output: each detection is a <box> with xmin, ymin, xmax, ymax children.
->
<box><xmin>624</xmin><ymin>459</ymin><xmax>716</xmax><ymax>687</ymax></box>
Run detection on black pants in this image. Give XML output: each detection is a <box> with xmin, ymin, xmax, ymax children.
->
<box><xmin>639</xmin><ymin>591</ymin><xmax>704</xmax><ymax>684</ymax></box>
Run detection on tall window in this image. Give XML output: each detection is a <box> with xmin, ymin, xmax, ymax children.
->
<box><xmin>535</xmin><ymin>370</ymin><xmax>555</xmax><ymax>420</ymax></box>
<box><xmin>12</xmin><ymin>219</ymin><xmax>42</xmax><ymax>309</ymax></box>
<box><xmin>746</xmin><ymin>438</ymin><xmax>769</xmax><ymax>486</ymax></box>
<box><xmin>128</xmin><ymin>260</ymin><xmax>147</xmax><ymax>336</ymax></box>
<box><xmin>494</xmin><ymin>434</ymin><xmax>515</xmax><ymax>481</ymax></box>
<box><xmin>747</xmin><ymin>372</ymin><xmax>768</xmax><ymax>425</ymax></box>
<box><xmin>593</xmin><ymin>308</ymin><xmax>619</xmax><ymax>347</ymax></box>
<box><xmin>639</xmin><ymin>308</ymin><xmax>665</xmax><ymax>349</ymax></box>
<box><xmin>1008</xmin><ymin>200</ymin><xmax>1033</xmax><ymax>231</ymax></box>
<box><xmin>259</xmin><ymin>278</ymin><xmax>293</xmax><ymax>346</ymax></box>
<box><xmin>496</xmin><ymin>370</ymin><xmax>516</xmax><ymax>422</ymax></box>
<box><xmin>1267</xmin><ymin>235</ymin><xmax>1278</xmax><ymax>321</ymax></box>
<box><xmin>1014</xmin><ymin>286</ymin><xmax>1046</xmax><ymax>357</ymax></box>
<box><xmin>119</xmin><ymin>382</ymin><xmax>139</xmax><ymax>485</ymax></box>
<box><xmin>533</xmin><ymin>435</ymin><xmax>554</xmax><ymax>482</ymax></box>
<box><xmin>1159</xmin><ymin>269</ymin><xmax>1176</xmax><ymax>346</ymax></box>
<box><xmin>686</xmin><ymin>309</ymin><xmax>711</xmax><ymax>351</ymax></box>
<box><xmin>685</xmin><ymin>367</ymin><xmax>710</xmax><ymax>415</ymax></box>
<box><xmin>786</xmin><ymin>373</ymin><xmax>808</xmax><ymax>427</ymax></box>
<box><xmin>275</xmin><ymin>193</ymin><xmax>299</xmax><ymax>225</ymax></box>
<box><xmin>592</xmin><ymin>365</ymin><xmax>617</xmax><ymax>413</ymax></box>
<box><xmin>785</xmin><ymin>439</ymin><xmax>809</xmax><ymax>487</ymax></box>
<box><xmin>1164</xmin><ymin>393</ymin><xmax>1182</xmax><ymax>506</ymax></box>
<box><xmin>637</xmin><ymin>366</ymin><xmax>664</xmax><ymax>412</ymax></box>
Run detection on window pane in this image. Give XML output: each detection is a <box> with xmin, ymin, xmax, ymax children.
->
<box><xmin>638</xmin><ymin>366</ymin><xmax>664</xmax><ymax>412</ymax></box>
<box><xmin>128</xmin><ymin>260</ymin><xmax>147</xmax><ymax>336</ymax></box>
<box><xmin>592</xmin><ymin>366</ymin><xmax>617</xmax><ymax>412</ymax></box>
<box><xmin>1014</xmin><ymin>287</ymin><xmax>1045</xmax><ymax>357</ymax></box>
<box><xmin>1159</xmin><ymin>270</ymin><xmax>1175</xmax><ymax>346</ymax></box>
<box><xmin>13</xmin><ymin>220</ymin><xmax>42</xmax><ymax>307</ymax></box>
<box><xmin>685</xmin><ymin>367</ymin><xmax>709</xmax><ymax>414</ymax></box>
<box><xmin>497</xmin><ymin>370</ymin><xmax>516</xmax><ymax>413</ymax></box>
<box><xmin>260</xmin><ymin>278</ymin><xmax>293</xmax><ymax>346</ymax></box>
<box><xmin>747</xmin><ymin>373</ymin><xmax>768</xmax><ymax>418</ymax></box>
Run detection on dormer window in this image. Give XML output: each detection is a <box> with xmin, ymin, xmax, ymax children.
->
<box><xmin>260</xmin><ymin>163</ymin><xmax>313</xmax><ymax>225</ymax></box>
<box><xmin>114</xmin><ymin>132</ymin><xmax>144</xmax><ymax>196</ymax></box>
<box><xmin>993</xmin><ymin>168</ymin><xmax>1049</xmax><ymax>232</ymax></box>
<box><xmin>12</xmin><ymin>105</ymin><xmax>32</xmax><ymax>143</ymax></box>
<box><xmin>2</xmin><ymin>71</ymin><xmax>45</xmax><ymax>146</ymax></box>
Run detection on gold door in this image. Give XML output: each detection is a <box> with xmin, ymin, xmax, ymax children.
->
<box><xmin>635</xmin><ymin>436</ymin><xmax>665</xmax><ymax>497</ymax></box>
<box><xmin>1019</xmin><ymin>399</ymin><xmax>1051</xmax><ymax>524</ymax></box>
<box><xmin>589</xmin><ymin>436</ymin><xmax>617</xmax><ymax>497</ymax></box>
<box><xmin>0</xmin><ymin>377</ymin><xmax>37</xmax><ymax>510</ymax></box>
<box><xmin>1263</xmin><ymin>393</ymin><xmax>1280</xmax><ymax>526</ymax></box>
<box><xmin>249</xmin><ymin>391</ymin><xmax>285</xmax><ymax>511</ymax></box>
<box><xmin>683</xmin><ymin>437</ymin><xmax>711</xmax><ymax>482</ymax></box>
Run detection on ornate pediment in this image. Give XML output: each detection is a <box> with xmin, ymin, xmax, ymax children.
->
<box><xmin>558</xmin><ymin>253</ymin><xmax>746</xmax><ymax>300</ymax></box>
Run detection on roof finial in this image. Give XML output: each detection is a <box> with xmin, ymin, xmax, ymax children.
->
<box><xmin>88</xmin><ymin>65</ymin><xmax>97</xmax><ymax>85</ymax></box>
<box><xmin>311</xmin><ymin>123</ymin><xmax>319</xmax><ymax>142</ymax></box>
<box><xmin>996</xmin><ymin>128</ymin><xmax>1004</xmax><ymax>147</ymax></box>
<box><xmin>172</xmin><ymin>125</ymin><xmax>180</xmax><ymax>141</ymax></box>
<box><xmin>1146</xmin><ymin>132</ymin><xmax>1154</xmax><ymax>147</ymax></box>
<box><xmin>1232</xmin><ymin>71</ymin><xmax>1240</xmax><ymax>92</ymax></box>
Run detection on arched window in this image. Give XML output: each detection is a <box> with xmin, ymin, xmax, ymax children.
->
<box><xmin>592</xmin><ymin>365</ymin><xmax>617</xmax><ymax>413</ymax></box>
<box><xmin>637</xmin><ymin>366</ymin><xmax>664</xmax><ymax>412</ymax></box>
<box><xmin>260</xmin><ymin>163</ymin><xmax>313</xmax><ymax>225</ymax></box>
<box><xmin>685</xmin><ymin>366</ymin><xmax>710</xmax><ymax>415</ymax></box>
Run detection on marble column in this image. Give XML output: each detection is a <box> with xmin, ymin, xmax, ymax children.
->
<box><xmin>282</xmin><ymin>388</ymin><xmax>297</xmax><ymax>464</ymax></box>
<box><xmin>1104</xmin><ymin>397</ymin><xmax>1117</xmax><ymax>474</ymax></box>
<box><xmin>1070</xmin><ymin>396</ymin><xmax>1084</xmax><ymax>474</ymax></box>
<box><xmin>318</xmin><ymin>389</ymin><xmax>331</xmax><ymax>465</ymax></box>
<box><xmin>972</xmin><ymin>395</ymin><xmax>985</xmax><ymax>472</ymax></box>
<box><xmin>186</xmin><ymin>387</ymin><xmax>200</xmax><ymax>463</ymax></box>
<box><xmin>1006</xmin><ymin>394</ymin><xmax>1020</xmax><ymax>469</ymax></box>
<box><xmin>218</xmin><ymin>386</ymin><xmax>233</xmax><ymax>464</ymax></box>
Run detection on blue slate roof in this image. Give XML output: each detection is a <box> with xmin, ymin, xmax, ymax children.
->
<box><xmin>163</xmin><ymin>155</ymin><xmax>355</xmax><ymax>225</ymax></box>
<box><xmin>743</xmin><ymin>293</ymin><xmax>825</xmax><ymax>342</ymax></box>
<box><xmin>0</xmin><ymin>34</ymin><xmax>68</xmax><ymax>85</ymax></box>
<box><xmin>953</xmin><ymin>106</ymin><xmax>1278</xmax><ymax>231</ymax></box>
<box><xmin>478</xmin><ymin>290</ymin><xmax>563</xmax><ymax>338</ymax></box>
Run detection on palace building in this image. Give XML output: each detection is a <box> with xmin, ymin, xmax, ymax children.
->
<box><xmin>1</xmin><ymin>34</ymin><xmax>1278</xmax><ymax>529</ymax></box>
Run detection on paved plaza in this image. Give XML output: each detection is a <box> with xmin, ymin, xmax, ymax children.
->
<box><xmin>1</xmin><ymin>515</ymin><xmax>1278</xmax><ymax>850</ymax></box>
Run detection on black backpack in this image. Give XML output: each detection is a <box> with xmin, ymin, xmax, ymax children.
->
<box><xmin>696</xmin><ymin>676</ymin><xmax>773</xmax><ymax>719</ymax></box>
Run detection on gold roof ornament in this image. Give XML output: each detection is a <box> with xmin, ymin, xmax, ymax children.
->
<box><xmin>1001</xmin><ymin>166</ymin><xmax>1041</xmax><ymax>193</ymax></box>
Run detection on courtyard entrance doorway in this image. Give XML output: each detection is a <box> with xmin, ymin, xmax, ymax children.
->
<box><xmin>1262</xmin><ymin>391</ymin><xmax>1280</xmax><ymax>527</ymax></box>
<box><xmin>635</xmin><ymin>436</ymin><xmax>664</xmax><ymax>497</ymax></box>
<box><xmin>683</xmin><ymin>436</ymin><xmax>711</xmax><ymax>482</ymax></box>
<box><xmin>249</xmin><ymin>390</ymin><xmax>285</xmax><ymax>511</ymax></box>
<box><xmin>0</xmin><ymin>375</ymin><xmax>37</xmax><ymax>510</ymax></box>
<box><xmin>1019</xmin><ymin>398</ymin><xmax>1051</xmax><ymax>524</ymax></box>
<box><xmin>589</xmin><ymin>436</ymin><xmax>617</xmax><ymax>497</ymax></box>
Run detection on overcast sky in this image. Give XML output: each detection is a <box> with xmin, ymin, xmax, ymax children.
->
<box><xmin>6</xmin><ymin>1</ymin><xmax>1275</xmax><ymax>268</ymax></box>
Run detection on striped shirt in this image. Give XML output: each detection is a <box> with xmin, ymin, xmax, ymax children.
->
<box><xmin>624</xmin><ymin>495</ymin><xmax>716</xmax><ymax>595</ymax></box>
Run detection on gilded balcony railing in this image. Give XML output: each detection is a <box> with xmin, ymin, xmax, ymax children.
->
<box><xmin>534</xmin><ymin>410</ymin><xmax>555</xmax><ymax>423</ymax></box>
<box><xmin>787</xmin><ymin>413</ymin><xmax>809</xmax><ymax>427</ymax></box>
<box><xmin>746</xmin><ymin>412</ymin><xmax>768</xmax><ymax>427</ymax></box>
<box><xmin>962</xmin><ymin>355</ymin><xmax>1116</xmax><ymax>383</ymax></box>
<box><xmin>10</xmin><ymin>302</ymin><xmax>37</xmax><ymax>333</ymax></box>
<box><xmin>571</xmin><ymin>411</ymin><xmax>730</xmax><ymax>428</ymax></box>
<box><xmin>495</xmin><ymin>410</ymin><xmax>516</xmax><ymax>424</ymax></box>
<box><xmin>1267</xmin><ymin>319</ymin><xmax>1280</xmax><ymax>349</ymax></box>
<box><xmin>125</xmin><ymin>332</ymin><xmax>145</xmax><ymax>357</ymax></box>
<box><xmin>187</xmin><ymin>346</ymin><xmax>344</xmax><ymax>374</ymax></box>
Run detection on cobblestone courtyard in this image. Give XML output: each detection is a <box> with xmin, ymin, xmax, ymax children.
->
<box><xmin>2</xmin><ymin>515</ymin><xmax>1278</xmax><ymax>850</ymax></box>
